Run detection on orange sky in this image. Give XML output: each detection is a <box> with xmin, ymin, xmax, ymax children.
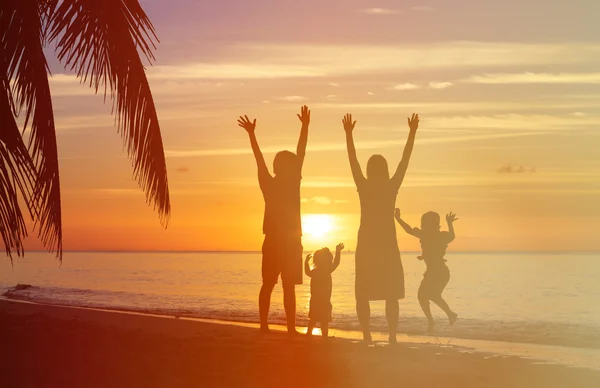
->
<box><xmin>16</xmin><ymin>1</ymin><xmax>600</xmax><ymax>253</ymax></box>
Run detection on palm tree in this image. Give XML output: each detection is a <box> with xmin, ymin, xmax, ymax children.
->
<box><xmin>0</xmin><ymin>0</ymin><xmax>171</xmax><ymax>261</ymax></box>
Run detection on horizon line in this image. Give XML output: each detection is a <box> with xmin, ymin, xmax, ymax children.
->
<box><xmin>20</xmin><ymin>249</ymin><xmax>600</xmax><ymax>255</ymax></box>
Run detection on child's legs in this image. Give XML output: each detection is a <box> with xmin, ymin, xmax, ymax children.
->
<box><xmin>431</xmin><ymin>296</ymin><xmax>453</xmax><ymax>317</ymax></box>
<box><xmin>418</xmin><ymin>280</ymin><xmax>434</xmax><ymax>322</ymax></box>
<box><xmin>430</xmin><ymin>268</ymin><xmax>453</xmax><ymax>317</ymax></box>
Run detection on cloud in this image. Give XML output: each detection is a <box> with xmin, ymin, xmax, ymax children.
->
<box><xmin>147</xmin><ymin>63</ymin><xmax>324</xmax><ymax>80</ymax></box>
<box><xmin>367</xmin><ymin>91</ymin><xmax>375</xmax><ymax>96</ymax></box>
<box><xmin>464</xmin><ymin>72</ymin><xmax>600</xmax><ymax>85</ymax></box>
<box><xmin>325</xmin><ymin>94</ymin><xmax>337</xmax><ymax>100</ymax></box>
<box><xmin>277</xmin><ymin>96</ymin><xmax>309</xmax><ymax>102</ymax></box>
<box><xmin>328</xmin><ymin>82</ymin><xmax>340</xmax><ymax>87</ymax></box>
<box><xmin>48</xmin><ymin>44</ymin><xmax>600</xmax><ymax>89</ymax></box>
<box><xmin>497</xmin><ymin>164</ymin><xmax>536</xmax><ymax>174</ymax></box>
<box><xmin>571</xmin><ymin>112</ymin><xmax>586</xmax><ymax>117</ymax></box>
<box><xmin>360</xmin><ymin>8</ymin><xmax>403</xmax><ymax>15</ymax></box>
<box><xmin>429</xmin><ymin>81</ymin><xmax>453</xmax><ymax>89</ymax></box>
<box><xmin>389</xmin><ymin>83</ymin><xmax>420</xmax><ymax>90</ymax></box>
<box><xmin>176</xmin><ymin>167</ymin><xmax>189</xmax><ymax>173</ymax></box>
<box><xmin>166</xmin><ymin>131</ymin><xmax>545</xmax><ymax>158</ymax></box>
<box><xmin>411</xmin><ymin>6</ymin><xmax>435</xmax><ymax>12</ymax></box>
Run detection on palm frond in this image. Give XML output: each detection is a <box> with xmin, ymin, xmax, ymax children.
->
<box><xmin>0</xmin><ymin>54</ymin><xmax>39</xmax><ymax>261</ymax></box>
<box><xmin>1</xmin><ymin>0</ymin><xmax>63</xmax><ymax>259</ymax></box>
<box><xmin>49</xmin><ymin>0</ymin><xmax>170</xmax><ymax>225</ymax></box>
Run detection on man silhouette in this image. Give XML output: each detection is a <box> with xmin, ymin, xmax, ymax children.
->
<box><xmin>238</xmin><ymin>106</ymin><xmax>310</xmax><ymax>335</ymax></box>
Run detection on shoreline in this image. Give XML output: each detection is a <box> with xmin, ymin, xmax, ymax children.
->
<box><xmin>0</xmin><ymin>298</ymin><xmax>600</xmax><ymax>378</ymax></box>
<box><xmin>3</xmin><ymin>294</ymin><xmax>600</xmax><ymax>367</ymax></box>
<box><xmin>3</xmin><ymin>299</ymin><xmax>600</xmax><ymax>387</ymax></box>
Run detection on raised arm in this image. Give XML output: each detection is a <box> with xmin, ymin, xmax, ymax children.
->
<box><xmin>296</xmin><ymin>105</ymin><xmax>310</xmax><ymax>170</ymax></box>
<box><xmin>391</xmin><ymin>113</ymin><xmax>419</xmax><ymax>188</ymax></box>
<box><xmin>304</xmin><ymin>254</ymin><xmax>313</xmax><ymax>277</ymax></box>
<box><xmin>331</xmin><ymin>243</ymin><xmax>344</xmax><ymax>273</ymax></box>
<box><xmin>394</xmin><ymin>209</ymin><xmax>421</xmax><ymax>238</ymax></box>
<box><xmin>343</xmin><ymin>114</ymin><xmax>366</xmax><ymax>186</ymax></box>
<box><xmin>446</xmin><ymin>212</ymin><xmax>458</xmax><ymax>243</ymax></box>
<box><xmin>238</xmin><ymin>115</ymin><xmax>271</xmax><ymax>182</ymax></box>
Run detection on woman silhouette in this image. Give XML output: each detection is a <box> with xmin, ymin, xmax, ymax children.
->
<box><xmin>343</xmin><ymin>113</ymin><xmax>419</xmax><ymax>344</ymax></box>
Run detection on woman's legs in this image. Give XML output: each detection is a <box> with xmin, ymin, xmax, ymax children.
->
<box><xmin>321</xmin><ymin>322</ymin><xmax>329</xmax><ymax>339</ymax></box>
<box><xmin>385</xmin><ymin>298</ymin><xmax>399</xmax><ymax>344</ymax></box>
<box><xmin>356</xmin><ymin>298</ymin><xmax>372</xmax><ymax>343</ymax></box>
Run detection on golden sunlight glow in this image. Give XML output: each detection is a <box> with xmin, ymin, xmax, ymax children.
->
<box><xmin>302</xmin><ymin>214</ymin><xmax>334</xmax><ymax>240</ymax></box>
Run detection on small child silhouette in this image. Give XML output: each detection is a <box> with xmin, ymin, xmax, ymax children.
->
<box><xmin>305</xmin><ymin>243</ymin><xmax>344</xmax><ymax>340</ymax></box>
<box><xmin>395</xmin><ymin>209</ymin><xmax>458</xmax><ymax>333</ymax></box>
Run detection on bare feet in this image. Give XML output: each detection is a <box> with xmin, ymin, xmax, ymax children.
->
<box><xmin>449</xmin><ymin>312</ymin><xmax>458</xmax><ymax>326</ymax></box>
<box><xmin>426</xmin><ymin>321</ymin><xmax>435</xmax><ymax>333</ymax></box>
<box><xmin>388</xmin><ymin>335</ymin><xmax>397</xmax><ymax>346</ymax></box>
<box><xmin>260</xmin><ymin>325</ymin><xmax>270</xmax><ymax>334</ymax></box>
<box><xmin>363</xmin><ymin>331</ymin><xmax>373</xmax><ymax>345</ymax></box>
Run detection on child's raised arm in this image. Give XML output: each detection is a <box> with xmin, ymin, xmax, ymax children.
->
<box><xmin>446</xmin><ymin>212</ymin><xmax>458</xmax><ymax>243</ymax></box>
<box><xmin>395</xmin><ymin>208</ymin><xmax>421</xmax><ymax>237</ymax></box>
<box><xmin>238</xmin><ymin>115</ymin><xmax>272</xmax><ymax>185</ymax></box>
<box><xmin>304</xmin><ymin>254</ymin><xmax>313</xmax><ymax>277</ymax></box>
<box><xmin>331</xmin><ymin>243</ymin><xmax>344</xmax><ymax>273</ymax></box>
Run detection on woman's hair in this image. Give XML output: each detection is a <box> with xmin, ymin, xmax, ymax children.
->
<box><xmin>366</xmin><ymin>154</ymin><xmax>390</xmax><ymax>181</ymax></box>
<box><xmin>313</xmin><ymin>248</ymin><xmax>333</xmax><ymax>268</ymax></box>
<box><xmin>421</xmin><ymin>211</ymin><xmax>441</xmax><ymax>232</ymax></box>
<box><xmin>273</xmin><ymin>150</ymin><xmax>298</xmax><ymax>176</ymax></box>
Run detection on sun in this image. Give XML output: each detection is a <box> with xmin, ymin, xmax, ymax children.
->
<box><xmin>302</xmin><ymin>214</ymin><xmax>334</xmax><ymax>240</ymax></box>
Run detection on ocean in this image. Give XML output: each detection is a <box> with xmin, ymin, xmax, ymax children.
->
<box><xmin>2</xmin><ymin>251</ymin><xmax>600</xmax><ymax>361</ymax></box>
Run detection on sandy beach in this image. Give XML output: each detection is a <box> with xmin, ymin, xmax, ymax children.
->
<box><xmin>1</xmin><ymin>299</ymin><xmax>599</xmax><ymax>388</ymax></box>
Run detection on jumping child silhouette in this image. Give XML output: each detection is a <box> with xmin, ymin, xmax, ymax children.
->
<box><xmin>305</xmin><ymin>243</ymin><xmax>344</xmax><ymax>340</ymax></box>
<box><xmin>238</xmin><ymin>106</ymin><xmax>310</xmax><ymax>335</ymax></box>
<box><xmin>395</xmin><ymin>209</ymin><xmax>459</xmax><ymax>333</ymax></box>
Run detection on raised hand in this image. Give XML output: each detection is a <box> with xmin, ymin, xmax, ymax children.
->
<box><xmin>305</xmin><ymin>253</ymin><xmax>313</xmax><ymax>262</ymax></box>
<box><xmin>394</xmin><ymin>208</ymin><xmax>401</xmax><ymax>222</ymax></box>
<box><xmin>297</xmin><ymin>105</ymin><xmax>310</xmax><ymax>127</ymax></box>
<box><xmin>336</xmin><ymin>243</ymin><xmax>345</xmax><ymax>253</ymax></box>
<box><xmin>237</xmin><ymin>115</ymin><xmax>256</xmax><ymax>134</ymax></box>
<box><xmin>446</xmin><ymin>211</ymin><xmax>458</xmax><ymax>224</ymax></box>
<box><xmin>407</xmin><ymin>113</ymin><xmax>419</xmax><ymax>132</ymax></box>
<box><xmin>342</xmin><ymin>113</ymin><xmax>356</xmax><ymax>133</ymax></box>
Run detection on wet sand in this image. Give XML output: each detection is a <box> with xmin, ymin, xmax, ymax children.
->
<box><xmin>1</xmin><ymin>300</ymin><xmax>598</xmax><ymax>388</ymax></box>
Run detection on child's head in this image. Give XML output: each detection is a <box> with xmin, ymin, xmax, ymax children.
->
<box><xmin>313</xmin><ymin>247</ymin><xmax>334</xmax><ymax>268</ymax></box>
<box><xmin>273</xmin><ymin>150</ymin><xmax>298</xmax><ymax>177</ymax></box>
<box><xmin>421</xmin><ymin>211</ymin><xmax>441</xmax><ymax>232</ymax></box>
<box><xmin>366</xmin><ymin>154</ymin><xmax>390</xmax><ymax>182</ymax></box>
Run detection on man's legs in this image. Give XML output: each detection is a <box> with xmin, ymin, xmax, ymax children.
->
<box><xmin>259</xmin><ymin>282</ymin><xmax>276</xmax><ymax>332</ymax></box>
<box><xmin>282</xmin><ymin>282</ymin><xmax>297</xmax><ymax>334</ymax></box>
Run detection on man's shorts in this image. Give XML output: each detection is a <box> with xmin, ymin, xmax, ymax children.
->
<box><xmin>262</xmin><ymin>234</ymin><xmax>303</xmax><ymax>286</ymax></box>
